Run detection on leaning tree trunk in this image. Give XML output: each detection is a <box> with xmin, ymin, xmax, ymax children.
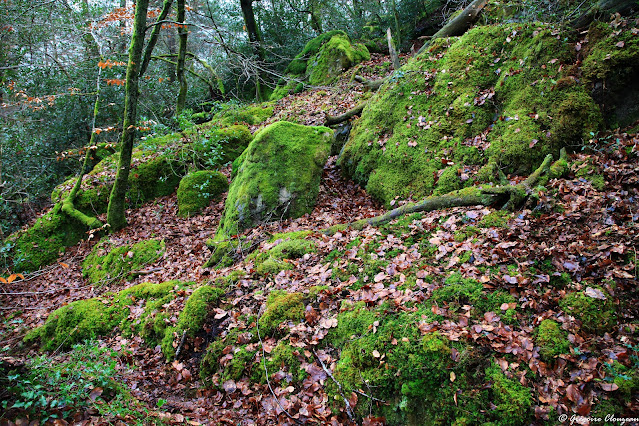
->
<box><xmin>140</xmin><ymin>0</ymin><xmax>175</xmax><ymax>77</ymax></box>
<box><xmin>107</xmin><ymin>0</ymin><xmax>150</xmax><ymax>232</ymax></box>
<box><xmin>176</xmin><ymin>0</ymin><xmax>188</xmax><ymax>114</ymax></box>
<box><xmin>418</xmin><ymin>0</ymin><xmax>488</xmax><ymax>54</ymax></box>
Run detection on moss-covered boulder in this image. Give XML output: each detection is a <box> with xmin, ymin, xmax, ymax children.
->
<box><xmin>271</xmin><ymin>31</ymin><xmax>370</xmax><ymax>100</ymax></box>
<box><xmin>338</xmin><ymin>23</ymin><xmax>602</xmax><ymax>206</ymax></box>
<box><xmin>5</xmin><ymin>203</ymin><xmax>88</xmax><ymax>272</ymax></box>
<box><xmin>24</xmin><ymin>281</ymin><xmax>183</xmax><ymax>352</ymax></box>
<box><xmin>258</xmin><ymin>290</ymin><xmax>305</xmax><ymax>336</ymax></box>
<box><xmin>215</xmin><ymin>121</ymin><xmax>332</xmax><ymax>239</ymax></box>
<box><xmin>536</xmin><ymin>319</ymin><xmax>570</xmax><ymax>361</ymax></box>
<box><xmin>177</xmin><ymin>170</ymin><xmax>228</xmax><ymax>217</ymax></box>
<box><xmin>306</xmin><ymin>33</ymin><xmax>370</xmax><ymax>86</ymax></box>
<box><xmin>82</xmin><ymin>238</ymin><xmax>165</xmax><ymax>285</ymax></box>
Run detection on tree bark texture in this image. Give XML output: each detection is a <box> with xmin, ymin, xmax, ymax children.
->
<box><xmin>240</xmin><ymin>0</ymin><xmax>266</xmax><ymax>100</ymax></box>
<box><xmin>140</xmin><ymin>0</ymin><xmax>175</xmax><ymax>77</ymax></box>
<box><xmin>176</xmin><ymin>0</ymin><xmax>188</xmax><ymax>114</ymax></box>
<box><xmin>107</xmin><ymin>0</ymin><xmax>150</xmax><ymax>231</ymax></box>
<box><xmin>387</xmin><ymin>28</ymin><xmax>401</xmax><ymax>70</ymax></box>
<box><xmin>571</xmin><ymin>0</ymin><xmax>637</xmax><ymax>28</ymax></box>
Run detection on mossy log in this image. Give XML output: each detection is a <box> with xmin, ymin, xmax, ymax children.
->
<box><xmin>571</xmin><ymin>0</ymin><xmax>638</xmax><ymax>28</ymax></box>
<box><xmin>338</xmin><ymin>153</ymin><xmax>555</xmax><ymax>232</ymax></box>
<box><xmin>417</xmin><ymin>0</ymin><xmax>488</xmax><ymax>55</ymax></box>
<box><xmin>325</xmin><ymin>103</ymin><xmax>366</xmax><ymax>125</ymax></box>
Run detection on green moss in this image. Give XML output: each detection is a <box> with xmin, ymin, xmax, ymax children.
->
<box><xmin>190</xmin><ymin>124</ymin><xmax>253</xmax><ymax>168</ymax></box>
<box><xmin>285</xmin><ymin>30</ymin><xmax>349</xmax><ymax>76</ymax></box>
<box><xmin>210</xmin><ymin>103</ymin><xmax>274</xmax><ymax>127</ymax></box>
<box><xmin>559</xmin><ymin>288</ymin><xmax>616</xmax><ymax>332</ymax></box>
<box><xmin>575</xmin><ymin>162</ymin><xmax>606</xmax><ymax>190</ymax></box>
<box><xmin>199</xmin><ymin>326</ymin><xmax>258</xmax><ymax>382</ymax></box>
<box><xmin>216</xmin><ymin>121</ymin><xmax>332</xmax><ymax>239</ymax></box>
<box><xmin>327</xmin><ymin>302</ymin><xmax>528</xmax><ymax>424</ymax></box>
<box><xmin>478</xmin><ymin>211</ymin><xmax>511</xmax><ymax>228</ymax></box>
<box><xmin>307</xmin><ymin>34</ymin><xmax>370</xmax><ymax>86</ymax></box>
<box><xmin>476</xmin><ymin>162</ymin><xmax>508</xmax><ymax>185</ymax></box>
<box><xmin>338</xmin><ymin>24</ymin><xmax>601</xmax><ymax>206</ymax></box>
<box><xmin>7</xmin><ymin>204</ymin><xmax>88</xmax><ymax>272</ymax></box>
<box><xmin>258</xmin><ymin>290</ymin><xmax>305</xmax><ymax>336</ymax></box>
<box><xmin>454</xmin><ymin>225</ymin><xmax>479</xmax><ymax>242</ymax></box>
<box><xmin>434</xmin><ymin>166</ymin><xmax>463</xmax><ymax>195</ymax></box>
<box><xmin>82</xmin><ymin>238</ymin><xmax>165</xmax><ymax>285</ymax></box>
<box><xmin>255</xmin><ymin>257</ymin><xmax>293</xmax><ymax>276</ymax></box>
<box><xmin>24</xmin><ymin>281</ymin><xmax>181</xmax><ymax>352</ymax></box>
<box><xmin>485</xmin><ymin>363</ymin><xmax>532</xmax><ymax>424</ymax></box>
<box><xmin>177</xmin><ymin>170</ymin><xmax>228</xmax><ymax>217</ymax></box>
<box><xmin>536</xmin><ymin>319</ymin><xmax>570</xmax><ymax>361</ymax></box>
<box><xmin>204</xmin><ymin>238</ymin><xmax>254</xmax><ymax>269</ymax></box>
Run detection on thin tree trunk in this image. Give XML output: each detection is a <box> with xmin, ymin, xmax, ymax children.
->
<box><xmin>240</xmin><ymin>0</ymin><xmax>266</xmax><ymax>101</ymax></box>
<box><xmin>107</xmin><ymin>0</ymin><xmax>150</xmax><ymax>231</ymax></box>
<box><xmin>387</xmin><ymin>28</ymin><xmax>401</xmax><ymax>70</ymax></box>
<box><xmin>176</xmin><ymin>0</ymin><xmax>188</xmax><ymax>114</ymax></box>
<box><xmin>140</xmin><ymin>0</ymin><xmax>175</xmax><ymax>77</ymax></box>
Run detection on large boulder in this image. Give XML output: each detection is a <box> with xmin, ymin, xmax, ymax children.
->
<box><xmin>215</xmin><ymin>121</ymin><xmax>332</xmax><ymax>239</ymax></box>
<box><xmin>177</xmin><ymin>170</ymin><xmax>228</xmax><ymax>217</ymax></box>
<box><xmin>338</xmin><ymin>23</ymin><xmax>602</xmax><ymax>207</ymax></box>
<box><xmin>271</xmin><ymin>31</ymin><xmax>370</xmax><ymax>100</ymax></box>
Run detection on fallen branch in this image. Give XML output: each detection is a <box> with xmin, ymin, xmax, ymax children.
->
<box><xmin>174</xmin><ymin>330</ymin><xmax>187</xmax><ymax>359</ymax></box>
<box><xmin>325</xmin><ymin>103</ymin><xmax>367</xmax><ymax>126</ymax></box>
<box><xmin>353</xmin><ymin>75</ymin><xmax>387</xmax><ymax>92</ymax></box>
<box><xmin>328</xmin><ymin>153</ymin><xmax>556</xmax><ymax>233</ymax></box>
<box><xmin>130</xmin><ymin>267</ymin><xmax>163</xmax><ymax>278</ymax></box>
<box><xmin>418</xmin><ymin>0</ymin><xmax>488</xmax><ymax>55</ymax></box>
<box><xmin>313</xmin><ymin>349</ymin><xmax>356</xmax><ymax>422</ymax></box>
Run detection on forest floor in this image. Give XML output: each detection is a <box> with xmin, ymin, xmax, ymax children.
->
<box><xmin>2</xmin><ymin>52</ymin><xmax>639</xmax><ymax>425</ymax></box>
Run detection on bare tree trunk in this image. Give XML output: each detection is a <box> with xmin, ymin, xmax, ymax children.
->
<box><xmin>570</xmin><ymin>0</ymin><xmax>637</xmax><ymax>28</ymax></box>
<box><xmin>140</xmin><ymin>0</ymin><xmax>175</xmax><ymax>77</ymax></box>
<box><xmin>240</xmin><ymin>0</ymin><xmax>266</xmax><ymax>101</ymax></box>
<box><xmin>107</xmin><ymin>0</ymin><xmax>150</xmax><ymax>231</ymax></box>
<box><xmin>387</xmin><ymin>28</ymin><xmax>401</xmax><ymax>70</ymax></box>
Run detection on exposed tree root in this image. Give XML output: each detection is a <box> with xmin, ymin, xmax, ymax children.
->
<box><xmin>325</xmin><ymin>103</ymin><xmax>367</xmax><ymax>126</ymax></box>
<box><xmin>353</xmin><ymin>75</ymin><xmax>386</xmax><ymax>92</ymax></box>
<box><xmin>329</xmin><ymin>152</ymin><xmax>562</xmax><ymax>233</ymax></box>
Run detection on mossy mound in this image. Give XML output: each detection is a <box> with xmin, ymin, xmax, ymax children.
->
<box><xmin>177</xmin><ymin>170</ymin><xmax>228</xmax><ymax>217</ymax></box>
<box><xmin>536</xmin><ymin>319</ymin><xmax>570</xmax><ymax>361</ymax></box>
<box><xmin>258</xmin><ymin>290</ymin><xmax>305</xmax><ymax>336</ymax></box>
<box><xmin>161</xmin><ymin>285</ymin><xmax>224</xmax><ymax>360</ymax></box>
<box><xmin>215</xmin><ymin>121</ymin><xmax>332</xmax><ymax>240</ymax></box>
<box><xmin>82</xmin><ymin>238</ymin><xmax>165</xmax><ymax>285</ymax></box>
<box><xmin>248</xmin><ymin>231</ymin><xmax>316</xmax><ymax>276</ymax></box>
<box><xmin>326</xmin><ymin>303</ymin><xmax>532</xmax><ymax>424</ymax></box>
<box><xmin>24</xmin><ymin>281</ymin><xmax>183</xmax><ymax>352</ymax></box>
<box><xmin>559</xmin><ymin>287</ymin><xmax>617</xmax><ymax>332</ymax></box>
<box><xmin>338</xmin><ymin>24</ymin><xmax>602</xmax><ymax>206</ymax></box>
<box><xmin>209</xmin><ymin>103</ymin><xmax>274</xmax><ymax>127</ymax></box>
<box><xmin>271</xmin><ymin>31</ymin><xmax>370</xmax><ymax>100</ymax></box>
<box><xmin>5</xmin><ymin>203</ymin><xmax>88</xmax><ymax>272</ymax></box>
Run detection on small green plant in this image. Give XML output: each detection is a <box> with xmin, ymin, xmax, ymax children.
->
<box><xmin>2</xmin><ymin>340</ymin><xmax>135</xmax><ymax>422</ymax></box>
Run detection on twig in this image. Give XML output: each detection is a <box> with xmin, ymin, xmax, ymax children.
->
<box><xmin>174</xmin><ymin>330</ymin><xmax>187</xmax><ymax>359</ymax></box>
<box><xmin>256</xmin><ymin>309</ymin><xmax>303</xmax><ymax>425</ymax></box>
<box><xmin>353</xmin><ymin>389</ymin><xmax>385</xmax><ymax>403</ymax></box>
<box><xmin>312</xmin><ymin>349</ymin><xmax>356</xmax><ymax>422</ymax></box>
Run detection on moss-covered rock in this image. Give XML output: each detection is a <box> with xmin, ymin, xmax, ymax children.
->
<box><xmin>258</xmin><ymin>290</ymin><xmax>305</xmax><ymax>336</ymax></box>
<box><xmin>536</xmin><ymin>319</ymin><xmax>570</xmax><ymax>361</ymax></box>
<box><xmin>215</xmin><ymin>121</ymin><xmax>332</xmax><ymax>239</ymax></box>
<box><xmin>203</xmin><ymin>238</ymin><xmax>255</xmax><ymax>269</ymax></box>
<box><xmin>177</xmin><ymin>171</ymin><xmax>228</xmax><ymax>217</ymax></box>
<box><xmin>5</xmin><ymin>203</ymin><xmax>88</xmax><ymax>272</ymax></box>
<box><xmin>24</xmin><ymin>281</ymin><xmax>181</xmax><ymax>352</ymax></box>
<box><xmin>82</xmin><ymin>238</ymin><xmax>165</xmax><ymax>285</ymax></box>
<box><xmin>270</xmin><ymin>31</ymin><xmax>370</xmax><ymax>100</ymax></box>
<box><xmin>306</xmin><ymin>33</ymin><xmax>370</xmax><ymax>86</ymax></box>
<box><xmin>338</xmin><ymin>24</ymin><xmax>601</xmax><ymax>206</ymax></box>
